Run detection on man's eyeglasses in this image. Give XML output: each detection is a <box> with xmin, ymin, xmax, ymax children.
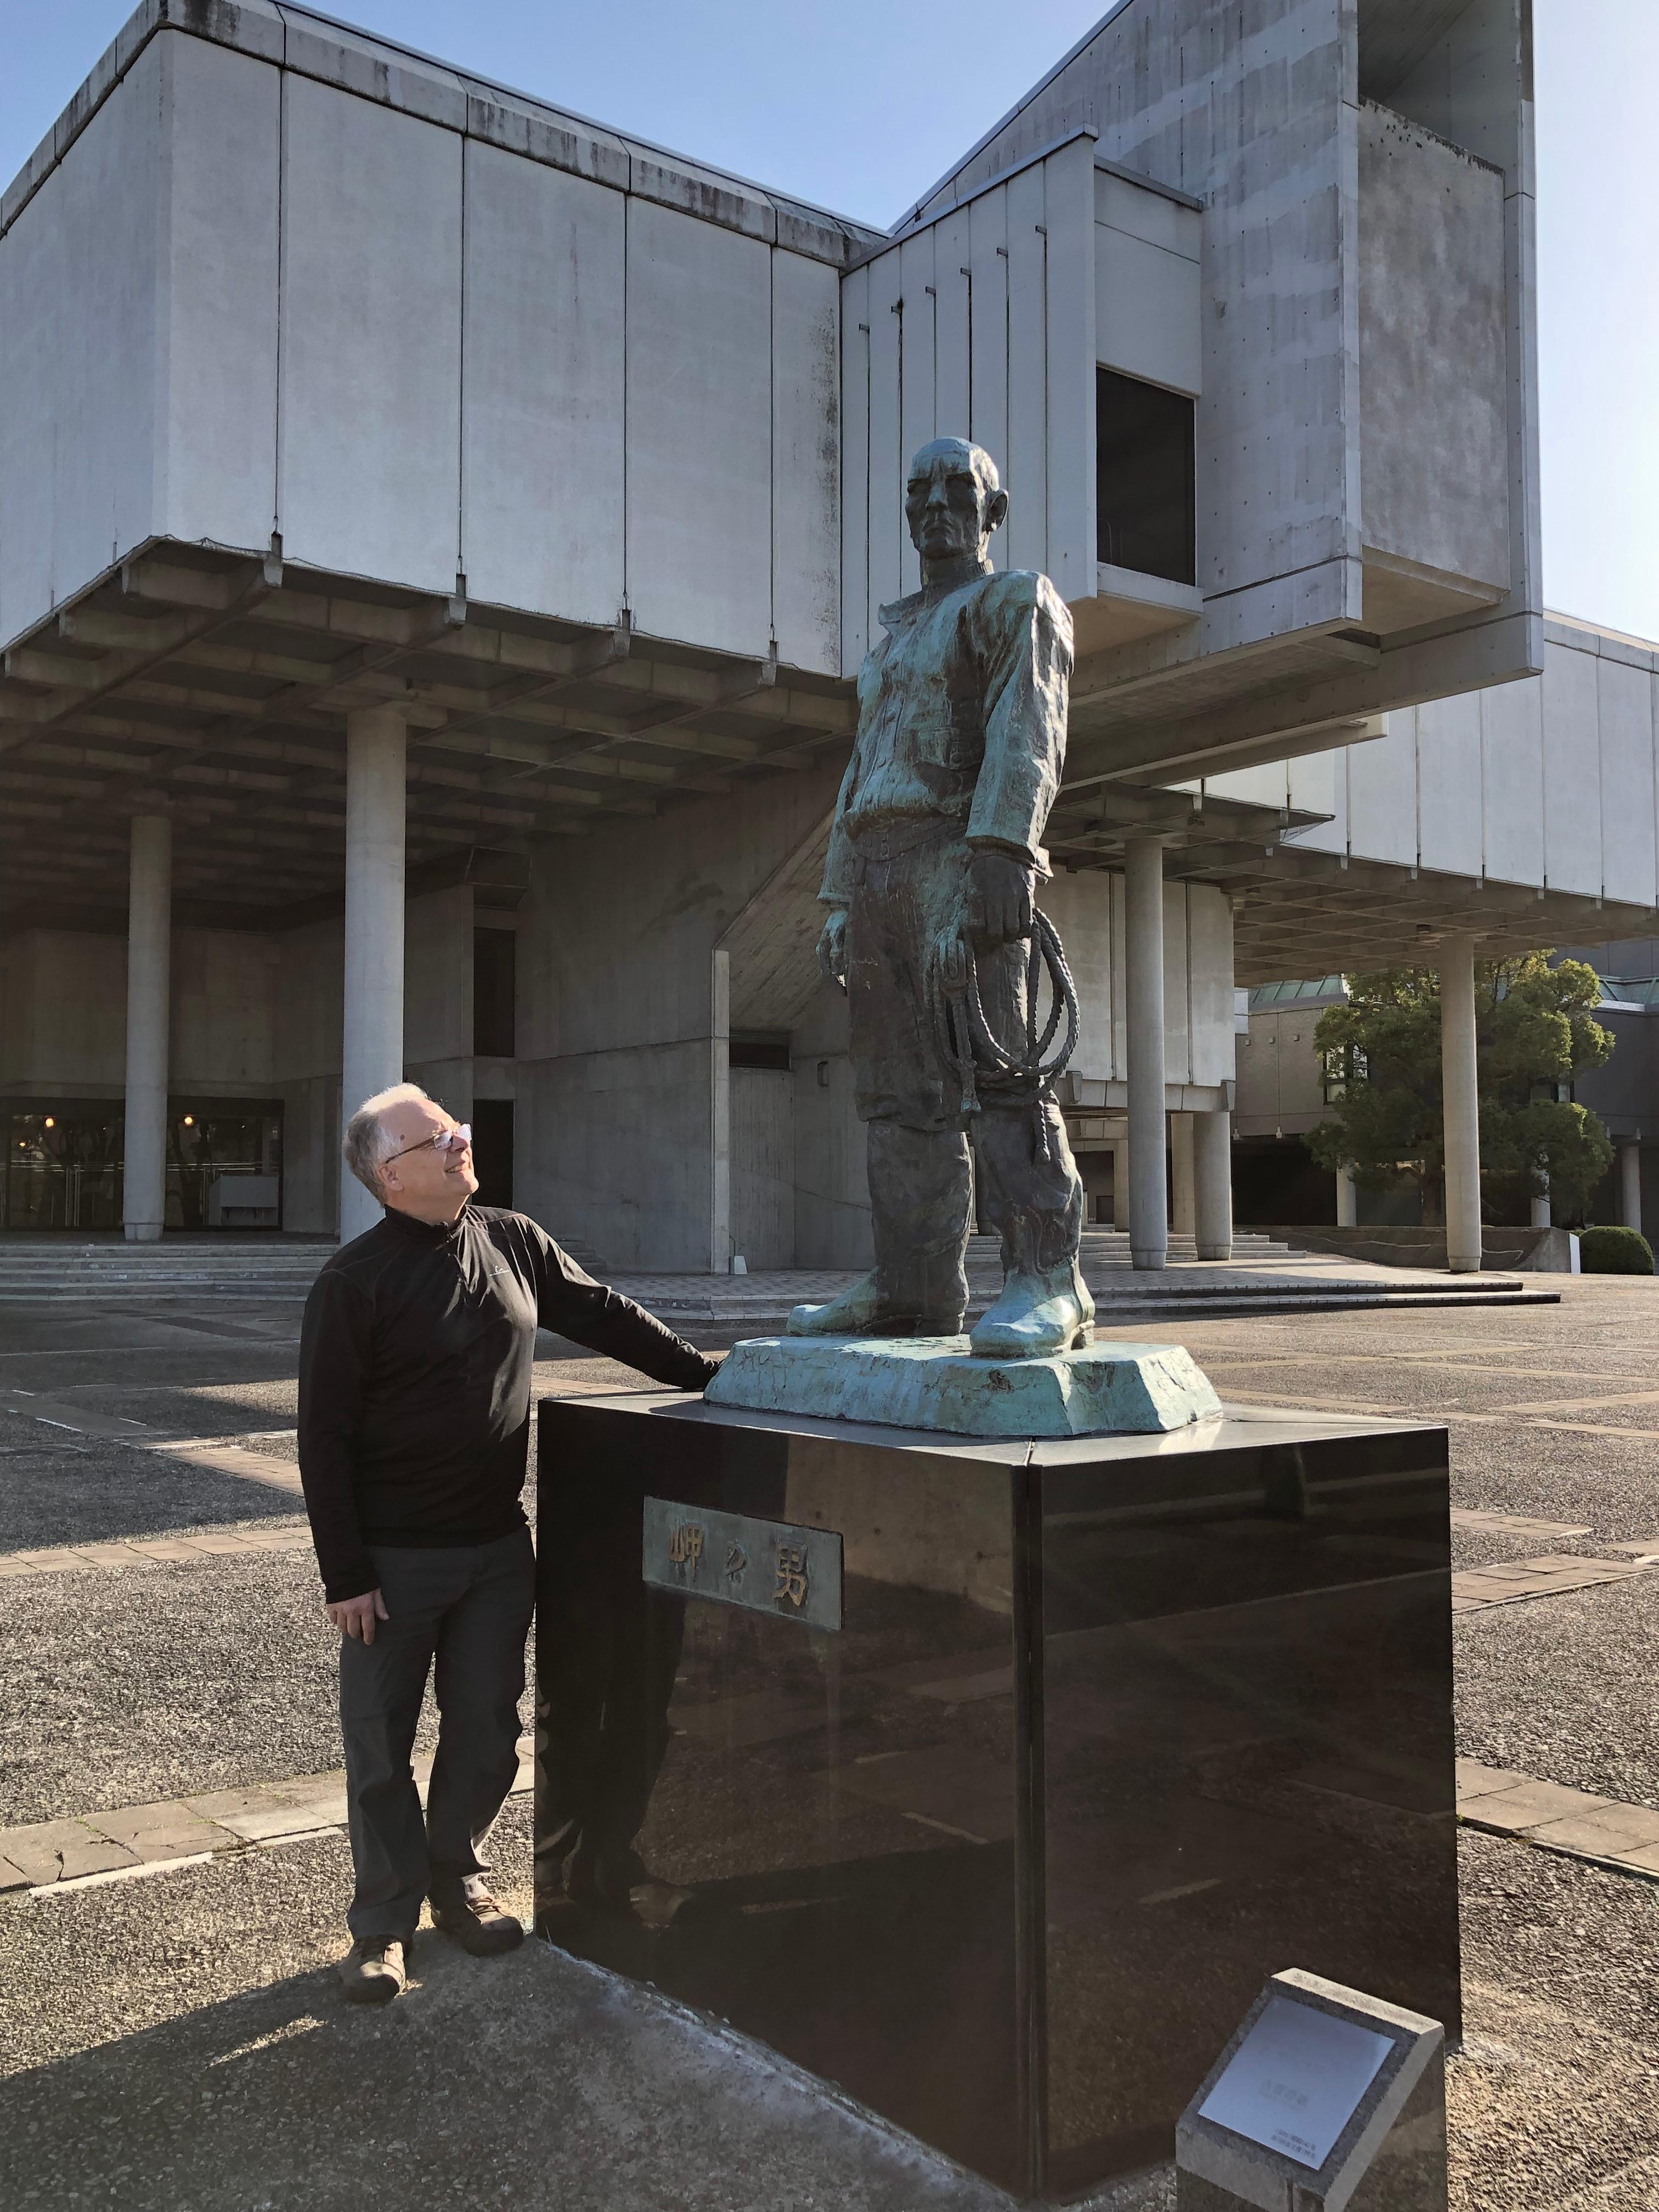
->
<box><xmin>385</xmin><ymin>1122</ymin><xmax>471</xmax><ymax>1166</ymax></box>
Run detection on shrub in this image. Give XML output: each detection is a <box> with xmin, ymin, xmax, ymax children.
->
<box><xmin>1579</xmin><ymin>1226</ymin><xmax>1656</xmax><ymax>1275</ymax></box>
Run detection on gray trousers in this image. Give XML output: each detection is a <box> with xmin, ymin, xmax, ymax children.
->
<box><xmin>340</xmin><ymin>1526</ymin><xmax>536</xmax><ymax>1942</ymax></box>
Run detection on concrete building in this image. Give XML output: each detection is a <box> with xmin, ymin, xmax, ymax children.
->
<box><xmin>7</xmin><ymin>0</ymin><xmax>1645</xmax><ymax>1278</ymax></box>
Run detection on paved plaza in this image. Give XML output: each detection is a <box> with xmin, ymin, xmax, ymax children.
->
<box><xmin>2</xmin><ymin>1280</ymin><xmax>1658</xmax><ymax>2209</ymax></box>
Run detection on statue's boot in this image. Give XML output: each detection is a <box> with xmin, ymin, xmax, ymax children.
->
<box><xmin>788</xmin><ymin>1122</ymin><xmax>970</xmax><ymax>1338</ymax></box>
<box><xmin>969</xmin><ymin>1099</ymin><xmax>1094</xmax><ymax>1359</ymax></box>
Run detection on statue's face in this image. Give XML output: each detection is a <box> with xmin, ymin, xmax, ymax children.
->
<box><xmin>905</xmin><ymin>447</ymin><xmax>1007</xmax><ymax>564</ymax></box>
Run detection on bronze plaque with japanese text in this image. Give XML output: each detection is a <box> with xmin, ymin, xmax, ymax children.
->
<box><xmin>641</xmin><ymin>1497</ymin><xmax>843</xmax><ymax>1631</ymax></box>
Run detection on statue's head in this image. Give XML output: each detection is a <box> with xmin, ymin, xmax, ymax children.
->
<box><xmin>905</xmin><ymin>438</ymin><xmax>1008</xmax><ymax>569</ymax></box>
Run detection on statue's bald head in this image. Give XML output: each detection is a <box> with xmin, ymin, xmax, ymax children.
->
<box><xmin>905</xmin><ymin>438</ymin><xmax>1009</xmax><ymax>574</ymax></box>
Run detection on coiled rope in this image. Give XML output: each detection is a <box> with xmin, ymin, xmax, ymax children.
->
<box><xmin>927</xmin><ymin>909</ymin><xmax>1080</xmax><ymax>1126</ymax></box>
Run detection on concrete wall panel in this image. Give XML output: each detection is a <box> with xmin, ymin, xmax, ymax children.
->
<box><xmin>933</xmin><ymin>208</ymin><xmax>973</xmax><ymax>444</ymax></box>
<box><xmin>1095</xmin><ymin>224</ymin><xmax>1202</xmax><ymax>397</ymax></box>
<box><xmin>460</xmin><ymin>142</ymin><xmax>624</xmax><ymax>627</ymax></box>
<box><xmin>624</xmin><ymin>199</ymin><xmax>771</xmax><ymax>657</ymax></box>
<box><xmin>0</xmin><ymin>180</ymin><xmax>58</xmax><ymax>644</ymax></box>
<box><xmin>896</xmin><ymin>227</ymin><xmax>937</xmax><ymax>600</ymax></box>
<box><xmin>1288</xmin><ymin>750</ymin><xmax>1345</xmax><ymax>854</ymax></box>
<box><xmin>1598</xmin><ymin>658</ymin><xmax>1657</xmax><ymax>908</ymax></box>
<box><xmin>730</xmin><ymin>1065</ymin><xmax>794</xmax><ymax>1268</ymax></box>
<box><xmin>839</xmin><ymin>261</ymin><xmax>871</xmax><ymax>673</ymax></box>
<box><xmin>967</xmin><ymin>189</ymin><xmax>1011</xmax><ymax>569</ymax></box>
<box><xmin>404</xmin><ymin>884</ymin><xmax>473</xmax><ymax>1068</ymax></box>
<box><xmin>278</xmin><ymin>75</ymin><xmax>462</xmax><ymax>592</ymax></box>
<box><xmin>1416</xmin><ymin>690</ymin><xmax>1483</xmax><ymax>878</ymax></box>
<box><xmin>48</xmin><ymin>44</ymin><xmax>164</xmax><ymax>622</ymax></box>
<box><xmin>1045</xmin><ymin>139</ymin><xmax>1096</xmax><ymax>606</ymax></box>
<box><xmin>1039</xmin><ymin>871</ymin><xmax>1115</xmax><ymax>1084</ymax></box>
<box><xmin>865</xmin><ymin>244</ymin><xmax>905</xmax><ymax>635</ymax></box>
<box><xmin>170</xmin><ymin>931</ymin><xmax>276</xmax><ymax>1089</ymax></box>
<box><xmin>157</xmin><ymin>34</ymin><xmax>280</xmax><ymax>554</ymax></box>
<box><xmin>1162</xmin><ymin>880</ymin><xmax>1190</xmax><ymax>1085</ymax></box>
<box><xmin>1359</xmin><ymin>104</ymin><xmax>1509</xmax><ymax>590</ymax></box>
<box><xmin>1003</xmin><ymin>163</ymin><xmax>1048</xmax><ymax>578</ymax></box>
<box><xmin>770</xmin><ymin>249</ymin><xmax>842</xmax><ymax>675</ymax></box>
<box><xmin>1479</xmin><ymin>673</ymin><xmax>1545</xmax><ymax>885</ymax></box>
<box><xmin>1187</xmin><ymin>884</ymin><xmax>1236</xmax><ymax>1089</ymax></box>
<box><xmin>1345</xmin><ymin>715</ymin><xmax>1419</xmax><ymax>866</ymax></box>
<box><xmin>1541</xmin><ymin>644</ymin><xmax>1603</xmax><ymax>896</ymax></box>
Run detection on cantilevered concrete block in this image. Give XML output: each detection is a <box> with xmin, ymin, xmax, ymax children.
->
<box><xmin>705</xmin><ymin>1333</ymin><xmax>1222</xmax><ymax>1438</ymax></box>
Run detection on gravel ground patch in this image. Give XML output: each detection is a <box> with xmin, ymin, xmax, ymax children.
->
<box><xmin>0</xmin><ymin>1801</ymin><xmax>1011</xmax><ymax>2212</ymax></box>
<box><xmin>1455</xmin><ymin>1573</ymin><xmax>1659</xmax><ymax>1806</ymax></box>
<box><xmin>0</xmin><ymin>1441</ymin><xmax>300</xmax><ymax>1551</ymax></box>
<box><xmin>0</xmin><ymin>1539</ymin><xmax>465</xmax><ymax>1824</ymax></box>
<box><xmin>1447</xmin><ymin>1426</ymin><xmax>1659</xmax><ymax>1538</ymax></box>
<box><xmin>1453</xmin><ymin>1831</ymin><xmax>1659</xmax><ymax>2210</ymax></box>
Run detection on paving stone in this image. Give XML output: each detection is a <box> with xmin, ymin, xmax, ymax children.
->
<box><xmin>0</xmin><ymin>1556</ymin><xmax>42</xmax><ymax>1578</ymax></box>
<box><xmin>70</xmin><ymin>1542</ymin><xmax>162</xmax><ymax>1568</ymax></box>
<box><xmin>82</xmin><ymin>1801</ymin><xmax>233</xmax><ymax>1863</ymax></box>
<box><xmin>0</xmin><ymin>1818</ymin><xmax>141</xmax><ymax>1884</ymax></box>
<box><xmin>181</xmin><ymin>1785</ymin><xmax>335</xmax><ymax>1843</ymax></box>
<box><xmin>1456</xmin><ymin>1758</ymin><xmax>1534</xmax><ymax>1801</ymax></box>
<box><xmin>122</xmin><ymin>1537</ymin><xmax>215</xmax><ymax>1561</ymax></box>
<box><xmin>1608</xmin><ymin>1841</ymin><xmax>1659</xmax><ymax>1875</ymax></box>
<box><xmin>11</xmin><ymin>1547</ymin><xmax>94</xmax><ymax>1571</ymax></box>
<box><xmin>176</xmin><ymin>1531</ymin><xmax>259</xmax><ymax>1555</ymax></box>
<box><xmin>1462</xmin><ymin>1777</ymin><xmax>1613</xmax><ymax>1832</ymax></box>
<box><xmin>0</xmin><ymin>1852</ymin><xmax>33</xmax><ymax>1892</ymax></box>
<box><xmin>1528</xmin><ymin>1803</ymin><xmax>1659</xmax><ymax>1858</ymax></box>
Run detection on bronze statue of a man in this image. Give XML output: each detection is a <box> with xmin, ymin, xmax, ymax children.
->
<box><xmin>788</xmin><ymin>438</ymin><xmax>1093</xmax><ymax>1358</ymax></box>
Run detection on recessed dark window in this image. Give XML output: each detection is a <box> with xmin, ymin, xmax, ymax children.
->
<box><xmin>473</xmin><ymin>927</ymin><xmax>517</xmax><ymax>1059</ymax></box>
<box><xmin>730</xmin><ymin>1036</ymin><xmax>792</xmax><ymax>1072</ymax></box>
<box><xmin>1096</xmin><ymin>366</ymin><xmax>1196</xmax><ymax>585</ymax></box>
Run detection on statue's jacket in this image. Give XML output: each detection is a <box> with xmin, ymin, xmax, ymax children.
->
<box><xmin>820</xmin><ymin>562</ymin><xmax>1074</xmax><ymax>907</ymax></box>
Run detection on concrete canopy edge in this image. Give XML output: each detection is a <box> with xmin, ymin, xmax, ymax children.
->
<box><xmin>0</xmin><ymin>0</ymin><xmax>885</xmax><ymax>267</ymax></box>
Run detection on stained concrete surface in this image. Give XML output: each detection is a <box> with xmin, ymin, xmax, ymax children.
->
<box><xmin>3</xmin><ymin>1282</ymin><xmax>1659</xmax><ymax>2207</ymax></box>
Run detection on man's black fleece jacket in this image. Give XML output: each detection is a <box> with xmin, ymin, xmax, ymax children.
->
<box><xmin>297</xmin><ymin>1204</ymin><xmax>718</xmax><ymax>1602</ymax></box>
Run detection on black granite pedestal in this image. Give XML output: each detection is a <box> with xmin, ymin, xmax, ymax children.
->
<box><xmin>533</xmin><ymin>1393</ymin><xmax>1457</xmax><ymax>2203</ymax></box>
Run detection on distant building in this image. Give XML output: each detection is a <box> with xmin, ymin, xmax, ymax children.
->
<box><xmin>4</xmin><ymin>0</ymin><xmax>1649</xmax><ymax>1273</ymax></box>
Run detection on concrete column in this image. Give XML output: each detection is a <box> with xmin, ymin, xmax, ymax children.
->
<box><xmin>1620</xmin><ymin>1140</ymin><xmax>1643</xmax><ymax>1234</ymax></box>
<box><xmin>1193</xmin><ymin>1109</ymin><xmax>1233</xmax><ymax>1261</ymax></box>
<box><xmin>122</xmin><ymin>814</ymin><xmax>172</xmax><ymax>1243</ymax></box>
<box><xmin>1335</xmin><ymin>1165</ymin><xmax>1358</xmax><ymax>1229</ymax></box>
<box><xmin>340</xmin><ymin>706</ymin><xmax>407</xmax><ymax>1245</ymax></box>
<box><xmin>1170</xmin><ymin>1111</ymin><xmax>1195</xmax><ymax>1237</ymax></box>
<box><xmin>1440</xmin><ymin>934</ymin><xmax>1481</xmax><ymax>1275</ymax></box>
<box><xmin>1111</xmin><ymin>1139</ymin><xmax>1130</xmax><ymax>1233</ymax></box>
<box><xmin>1125</xmin><ymin>838</ymin><xmax>1167</xmax><ymax>1271</ymax></box>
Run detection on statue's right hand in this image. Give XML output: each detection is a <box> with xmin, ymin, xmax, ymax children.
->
<box><xmin>816</xmin><ymin>908</ymin><xmax>849</xmax><ymax>989</ymax></box>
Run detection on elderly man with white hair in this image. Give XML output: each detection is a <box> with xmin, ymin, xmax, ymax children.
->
<box><xmin>298</xmin><ymin>1082</ymin><xmax>717</xmax><ymax>2005</ymax></box>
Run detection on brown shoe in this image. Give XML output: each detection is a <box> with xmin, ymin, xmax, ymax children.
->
<box><xmin>430</xmin><ymin>1878</ymin><xmax>524</xmax><ymax>1957</ymax></box>
<box><xmin>340</xmin><ymin>1937</ymin><xmax>406</xmax><ymax>2004</ymax></box>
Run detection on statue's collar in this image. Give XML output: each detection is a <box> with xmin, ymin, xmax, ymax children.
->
<box><xmin>878</xmin><ymin>554</ymin><xmax>992</xmax><ymax>631</ymax></box>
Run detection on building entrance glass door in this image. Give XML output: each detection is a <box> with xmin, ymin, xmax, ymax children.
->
<box><xmin>4</xmin><ymin>1108</ymin><xmax>125</xmax><ymax>1229</ymax></box>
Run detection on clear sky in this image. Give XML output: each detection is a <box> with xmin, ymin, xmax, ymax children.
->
<box><xmin>2</xmin><ymin>1</ymin><xmax>1654</xmax><ymax>643</ymax></box>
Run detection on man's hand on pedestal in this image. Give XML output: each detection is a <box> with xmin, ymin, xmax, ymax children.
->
<box><xmin>964</xmin><ymin>848</ymin><xmax>1034</xmax><ymax>948</ymax></box>
<box><xmin>816</xmin><ymin>907</ymin><xmax>849</xmax><ymax>988</ymax></box>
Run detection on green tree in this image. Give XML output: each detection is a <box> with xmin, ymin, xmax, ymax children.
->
<box><xmin>1307</xmin><ymin>952</ymin><xmax>1614</xmax><ymax>1224</ymax></box>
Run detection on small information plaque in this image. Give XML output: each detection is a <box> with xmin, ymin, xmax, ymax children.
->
<box><xmin>641</xmin><ymin>1498</ymin><xmax>843</xmax><ymax>1631</ymax></box>
<box><xmin>1197</xmin><ymin>1995</ymin><xmax>1392</xmax><ymax>2171</ymax></box>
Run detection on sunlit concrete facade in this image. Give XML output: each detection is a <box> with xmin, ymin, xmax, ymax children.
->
<box><xmin>4</xmin><ymin>0</ymin><xmax>1639</xmax><ymax>1272</ymax></box>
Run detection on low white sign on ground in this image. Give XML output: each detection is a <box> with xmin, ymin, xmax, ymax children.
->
<box><xmin>1176</xmin><ymin>1969</ymin><xmax>1446</xmax><ymax>2211</ymax></box>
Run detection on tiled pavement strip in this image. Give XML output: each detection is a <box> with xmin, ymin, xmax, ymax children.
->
<box><xmin>0</xmin><ymin>1740</ymin><xmax>536</xmax><ymax>1898</ymax></box>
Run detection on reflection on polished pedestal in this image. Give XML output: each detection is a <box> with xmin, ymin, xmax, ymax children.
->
<box><xmin>533</xmin><ymin>1393</ymin><xmax>1457</xmax><ymax>2203</ymax></box>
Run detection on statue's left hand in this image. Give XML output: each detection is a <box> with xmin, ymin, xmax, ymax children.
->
<box><xmin>964</xmin><ymin>848</ymin><xmax>1034</xmax><ymax>947</ymax></box>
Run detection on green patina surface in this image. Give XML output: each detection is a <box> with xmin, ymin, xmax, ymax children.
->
<box><xmin>706</xmin><ymin>1335</ymin><xmax>1221</xmax><ymax>1438</ymax></box>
